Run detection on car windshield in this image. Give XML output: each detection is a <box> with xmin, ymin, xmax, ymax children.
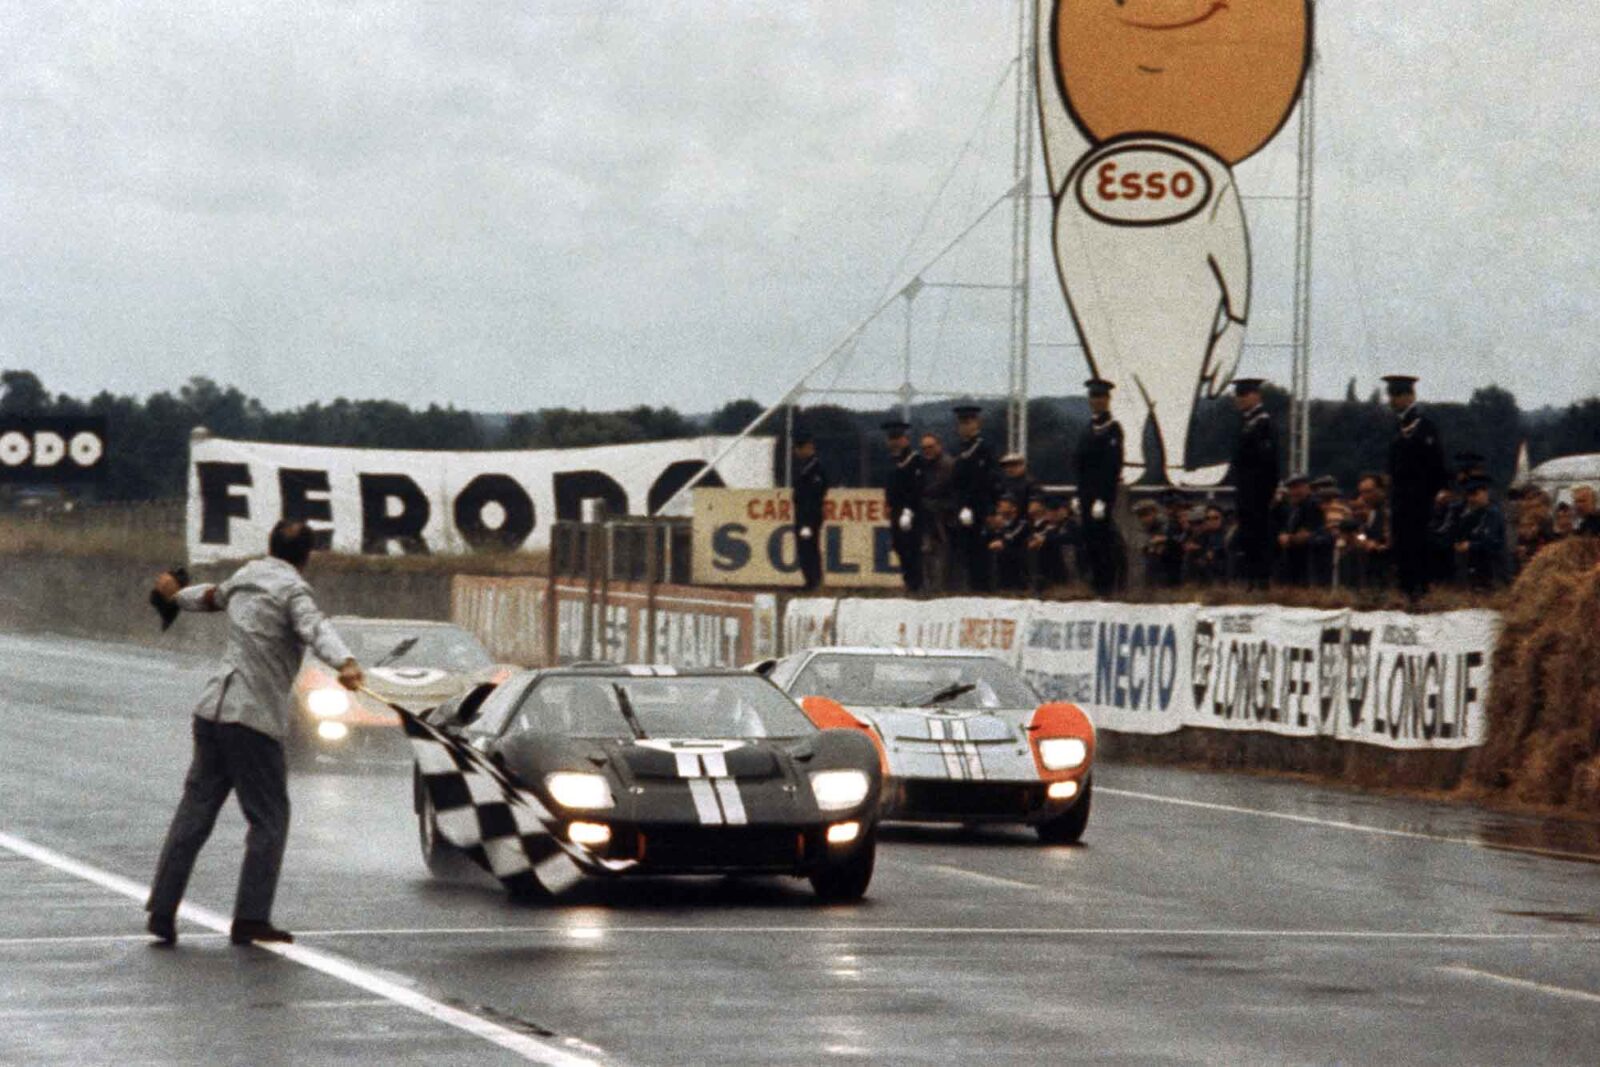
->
<box><xmin>337</xmin><ymin>624</ymin><xmax>493</xmax><ymax>672</ymax></box>
<box><xmin>791</xmin><ymin>654</ymin><xmax>1037</xmax><ymax>709</ymax></box>
<box><xmin>510</xmin><ymin>675</ymin><xmax>816</xmax><ymax>740</ymax></box>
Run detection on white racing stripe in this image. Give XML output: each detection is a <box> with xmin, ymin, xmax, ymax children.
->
<box><xmin>0</xmin><ymin>831</ymin><xmax>608</xmax><ymax>1066</ymax></box>
<box><xmin>1099</xmin><ymin>786</ymin><xmax>1600</xmax><ymax>863</ymax></box>
<box><xmin>687</xmin><ymin>778</ymin><xmax>723</xmax><ymax>824</ymax></box>
<box><xmin>1441</xmin><ymin>965</ymin><xmax>1600</xmax><ymax>1004</ymax></box>
<box><xmin>713</xmin><ymin>779</ymin><xmax>748</xmax><ymax>825</ymax></box>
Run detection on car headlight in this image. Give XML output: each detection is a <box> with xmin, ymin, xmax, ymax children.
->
<box><xmin>810</xmin><ymin>769</ymin><xmax>871</xmax><ymax>811</ymax></box>
<box><xmin>1038</xmin><ymin>737</ymin><xmax>1089</xmax><ymax>771</ymax></box>
<box><xmin>545</xmin><ymin>772</ymin><xmax>615</xmax><ymax>811</ymax></box>
<box><xmin>307</xmin><ymin>687</ymin><xmax>350</xmax><ymax>718</ymax></box>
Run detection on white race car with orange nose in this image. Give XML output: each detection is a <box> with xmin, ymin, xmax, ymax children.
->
<box><xmin>290</xmin><ymin>617</ymin><xmax>513</xmax><ymax>762</ymax></box>
<box><xmin>763</xmin><ymin>648</ymin><xmax>1095</xmax><ymax>843</ymax></box>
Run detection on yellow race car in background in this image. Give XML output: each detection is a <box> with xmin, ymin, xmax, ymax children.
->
<box><xmin>290</xmin><ymin>617</ymin><xmax>513</xmax><ymax>763</ymax></box>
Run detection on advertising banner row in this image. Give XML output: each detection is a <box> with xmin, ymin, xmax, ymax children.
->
<box><xmin>451</xmin><ymin>576</ymin><xmax>778</xmax><ymax>670</ymax></box>
<box><xmin>188</xmin><ymin>435</ymin><xmax>774</xmax><ymax>563</ymax></box>
<box><xmin>784</xmin><ymin>597</ymin><xmax>1499</xmax><ymax>751</ymax></box>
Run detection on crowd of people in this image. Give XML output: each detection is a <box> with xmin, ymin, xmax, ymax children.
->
<box><xmin>791</xmin><ymin>375</ymin><xmax>1585</xmax><ymax>601</ymax></box>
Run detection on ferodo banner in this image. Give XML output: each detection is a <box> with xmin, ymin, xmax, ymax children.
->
<box><xmin>692</xmin><ymin>487</ymin><xmax>901</xmax><ymax>588</ymax></box>
<box><xmin>0</xmin><ymin>416</ymin><xmax>107</xmax><ymax>483</ymax></box>
<box><xmin>1024</xmin><ymin>601</ymin><xmax>1195</xmax><ymax>735</ymax></box>
<box><xmin>187</xmin><ymin>435</ymin><xmax>773</xmax><ymax>563</ymax></box>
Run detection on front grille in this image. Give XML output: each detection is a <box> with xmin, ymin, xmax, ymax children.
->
<box><xmin>638</xmin><ymin>827</ymin><xmax>806</xmax><ymax>871</ymax></box>
<box><xmin>895</xmin><ymin>779</ymin><xmax>1044</xmax><ymax>819</ymax></box>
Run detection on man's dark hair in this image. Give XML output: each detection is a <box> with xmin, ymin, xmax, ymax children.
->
<box><xmin>268</xmin><ymin>520</ymin><xmax>315</xmax><ymax>568</ymax></box>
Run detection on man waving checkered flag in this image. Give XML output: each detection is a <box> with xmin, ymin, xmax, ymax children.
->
<box><xmin>392</xmin><ymin>699</ymin><xmax>585</xmax><ymax>898</ymax></box>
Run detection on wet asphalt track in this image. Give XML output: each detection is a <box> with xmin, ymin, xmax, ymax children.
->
<box><xmin>3</xmin><ymin>632</ymin><xmax>1600</xmax><ymax>1066</ymax></box>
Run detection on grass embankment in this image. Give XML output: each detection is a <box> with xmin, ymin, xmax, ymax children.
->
<box><xmin>1466</xmin><ymin>536</ymin><xmax>1600</xmax><ymax>814</ymax></box>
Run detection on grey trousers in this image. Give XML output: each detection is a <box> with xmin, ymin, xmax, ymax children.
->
<box><xmin>147</xmin><ymin>716</ymin><xmax>289</xmax><ymax>923</ymax></box>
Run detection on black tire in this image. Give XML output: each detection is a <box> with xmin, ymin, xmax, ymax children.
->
<box><xmin>416</xmin><ymin>780</ymin><xmax>458</xmax><ymax>876</ymax></box>
<box><xmin>1036</xmin><ymin>779</ymin><xmax>1091</xmax><ymax>845</ymax></box>
<box><xmin>809</xmin><ymin>831</ymin><xmax>876</xmax><ymax>902</ymax></box>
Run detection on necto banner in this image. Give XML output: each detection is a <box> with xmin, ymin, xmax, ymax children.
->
<box><xmin>187</xmin><ymin>435</ymin><xmax>773</xmax><ymax>563</ymax></box>
<box><xmin>691</xmin><ymin>488</ymin><xmax>902</xmax><ymax>588</ymax></box>
<box><xmin>0</xmin><ymin>416</ymin><xmax>107</xmax><ymax>483</ymax></box>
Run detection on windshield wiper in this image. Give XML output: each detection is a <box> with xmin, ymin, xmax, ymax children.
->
<box><xmin>612</xmin><ymin>684</ymin><xmax>649</xmax><ymax>739</ymax></box>
<box><xmin>906</xmin><ymin>682</ymin><xmax>976</xmax><ymax>708</ymax></box>
<box><xmin>375</xmin><ymin>636</ymin><xmax>419</xmax><ymax>668</ymax></box>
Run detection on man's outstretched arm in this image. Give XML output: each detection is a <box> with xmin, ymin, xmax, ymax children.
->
<box><xmin>154</xmin><ymin>571</ymin><xmax>222</xmax><ymax>612</ymax></box>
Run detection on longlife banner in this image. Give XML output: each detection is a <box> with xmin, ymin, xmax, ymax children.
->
<box><xmin>799</xmin><ymin>597</ymin><xmax>1498</xmax><ymax>751</ymax></box>
<box><xmin>692</xmin><ymin>487</ymin><xmax>902</xmax><ymax>588</ymax></box>
<box><xmin>187</xmin><ymin>435</ymin><xmax>773</xmax><ymax>563</ymax></box>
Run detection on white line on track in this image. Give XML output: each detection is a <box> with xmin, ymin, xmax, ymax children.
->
<box><xmin>918</xmin><ymin>864</ymin><xmax>1041</xmax><ymax>891</ymax></box>
<box><xmin>1098</xmin><ymin>786</ymin><xmax>1600</xmax><ymax>863</ymax></box>
<box><xmin>1441</xmin><ymin>965</ymin><xmax>1600</xmax><ymax>1004</ymax></box>
<box><xmin>283</xmin><ymin>925</ymin><xmax>1599</xmax><ymax>942</ymax></box>
<box><xmin>0</xmin><ymin>830</ymin><xmax>609</xmax><ymax>1066</ymax></box>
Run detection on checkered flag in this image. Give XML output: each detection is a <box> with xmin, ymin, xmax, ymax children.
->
<box><xmin>391</xmin><ymin>702</ymin><xmax>586</xmax><ymax>897</ymax></box>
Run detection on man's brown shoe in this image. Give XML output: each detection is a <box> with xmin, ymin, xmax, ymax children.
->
<box><xmin>230</xmin><ymin>919</ymin><xmax>294</xmax><ymax>945</ymax></box>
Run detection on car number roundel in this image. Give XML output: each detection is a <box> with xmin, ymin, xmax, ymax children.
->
<box><xmin>1074</xmin><ymin>142</ymin><xmax>1214</xmax><ymax>227</ymax></box>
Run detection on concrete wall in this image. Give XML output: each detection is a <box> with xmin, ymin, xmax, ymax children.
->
<box><xmin>0</xmin><ymin>555</ymin><xmax>451</xmax><ymax>657</ymax></box>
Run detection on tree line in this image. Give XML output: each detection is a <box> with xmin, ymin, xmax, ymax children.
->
<box><xmin>3</xmin><ymin>368</ymin><xmax>1597</xmax><ymax>502</ymax></box>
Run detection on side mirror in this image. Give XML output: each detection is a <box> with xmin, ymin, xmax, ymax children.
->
<box><xmin>747</xmin><ymin>658</ymin><xmax>778</xmax><ymax>677</ymax></box>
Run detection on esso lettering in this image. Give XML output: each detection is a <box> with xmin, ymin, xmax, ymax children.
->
<box><xmin>1096</xmin><ymin>162</ymin><xmax>1198</xmax><ymax>203</ymax></box>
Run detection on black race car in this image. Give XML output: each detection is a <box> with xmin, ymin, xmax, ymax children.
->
<box><xmin>415</xmin><ymin>665</ymin><xmax>883</xmax><ymax>901</ymax></box>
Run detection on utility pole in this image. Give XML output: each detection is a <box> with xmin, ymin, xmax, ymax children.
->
<box><xmin>1289</xmin><ymin>55</ymin><xmax>1317</xmax><ymax>475</ymax></box>
<box><xmin>1006</xmin><ymin>0</ymin><xmax>1036</xmax><ymax>456</ymax></box>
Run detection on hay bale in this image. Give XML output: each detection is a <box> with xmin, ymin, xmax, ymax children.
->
<box><xmin>1468</xmin><ymin>537</ymin><xmax>1600</xmax><ymax>812</ymax></box>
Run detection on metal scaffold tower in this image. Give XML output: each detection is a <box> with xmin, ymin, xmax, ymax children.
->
<box><xmin>1004</xmin><ymin>0</ymin><xmax>1036</xmax><ymax>455</ymax></box>
<box><xmin>1288</xmin><ymin>58</ymin><xmax>1318</xmax><ymax>477</ymax></box>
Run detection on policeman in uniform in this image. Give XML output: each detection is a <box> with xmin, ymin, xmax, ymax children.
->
<box><xmin>792</xmin><ymin>432</ymin><xmax>828</xmax><ymax>591</ymax></box>
<box><xmin>1074</xmin><ymin>378</ymin><xmax>1124</xmax><ymax>597</ymax></box>
<box><xmin>1383</xmin><ymin>374</ymin><xmax>1449</xmax><ymax>602</ymax></box>
<box><xmin>1453</xmin><ymin>475</ymin><xmax>1506</xmax><ymax>590</ymax></box>
<box><xmin>1229</xmin><ymin>378</ymin><xmax>1279</xmax><ymax>589</ymax></box>
<box><xmin>882</xmin><ymin>419</ymin><xmax>924</xmax><ymax>592</ymax></box>
<box><xmin>951</xmin><ymin>404</ymin><xmax>998</xmax><ymax>592</ymax></box>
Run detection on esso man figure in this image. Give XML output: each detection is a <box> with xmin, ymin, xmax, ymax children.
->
<box><xmin>1038</xmin><ymin>0</ymin><xmax>1310</xmax><ymax>485</ymax></box>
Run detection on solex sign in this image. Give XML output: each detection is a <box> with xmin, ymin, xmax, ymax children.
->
<box><xmin>0</xmin><ymin>417</ymin><xmax>107</xmax><ymax>483</ymax></box>
<box><xmin>691</xmin><ymin>487</ymin><xmax>902</xmax><ymax>589</ymax></box>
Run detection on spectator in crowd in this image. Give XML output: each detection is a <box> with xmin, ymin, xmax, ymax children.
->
<box><xmin>1230</xmin><ymin>378</ymin><xmax>1279</xmax><ymax>590</ymax></box>
<box><xmin>1075</xmin><ymin>378</ymin><xmax>1125</xmax><ymax>597</ymax></box>
<box><xmin>998</xmin><ymin>452</ymin><xmax>1040</xmax><ymax>516</ymax></box>
<box><xmin>1276</xmin><ymin>474</ymin><xmax>1326</xmax><ymax>586</ymax></box>
<box><xmin>1313</xmin><ymin>497</ymin><xmax>1347</xmax><ymax>588</ymax></box>
<box><xmin>881</xmin><ymin>420</ymin><xmax>924</xmax><ymax>593</ymax></box>
<box><xmin>1429</xmin><ymin>486</ymin><xmax>1461</xmax><ymax>586</ymax></box>
<box><xmin>1355</xmin><ymin>474</ymin><xmax>1391</xmax><ymax>586</ymax></box>
<box><xmin>1454</xmin><ymin>476</ymin><xmax>1506</xmax><ymax>590</ymax></box>
<box><xmin>1574</xmin><ymin>485</ymin><xmax>1600</xmax><ymax>536</ymax></box>
<box><xmin>1156</xmin><ymin>492</ymin><xmax>1188</xmax><ymax>587</ymax></box>
<box><xmin>1027</xmin><ymin>496</ymin><xmax>1071</xmax><ymax>591</ymax></box>
<box><xmin>1331</xmin><ymin>510</ymin><xmax>1367</xmax><ymax>590</ymax></box>
<box><xmin>792</xmin><ymin>433</ymin><xmax>828</xmax><ymax>591</ymax></box>
<box><xmin>918</xmin><ymin>433</ymin><xmax>957</xmax><ymax>592</ymax></box>
<box><xmin>1186</xmin><ymin>505</ymin><xmax>1227</xmax><ymax>585</ymax></box>
<box><xmin>1384</xmin><ymin>374</ymin><xmax>1449</xmax><ymax>602</ymax></box>
<box><xmin>951</xmin><ymin>405</ymin><xmax>998</xmax><ymax>593</ymax></box>
<box><xmin>1515</xmin><ymin>510</ymin><xmax>1554</xmax><ymax>571</ymax></box>
<box><xmin>986</xmin><ymin>496</ymin><xmax>1030</xmax><ymax>591</ymax></box>
<box><xmin>1133</xmin><ymin>499</ymin><xmax>1164</xmax><ymax>587</ymax></box>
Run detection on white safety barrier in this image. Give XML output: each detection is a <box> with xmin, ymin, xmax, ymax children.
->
<box><xmin>785</xmin><ymin>596</ymin><xmax>1499</xmax><ymax>752</ymax></box>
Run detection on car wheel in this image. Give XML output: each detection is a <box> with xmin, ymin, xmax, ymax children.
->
<box><xmin>1036</xmin><ymin>779</ymin><xmax>1091</xmax><ymax>845</ymax></box>
<box><xmin>416</xmin><ymin>777</ymin><xmax>458</xmax><ymax>876</ymax></box>
<box><xmin>809</xmin><ymin>830</ymin><xmax>876</xmax><ymax>902</ymax></box>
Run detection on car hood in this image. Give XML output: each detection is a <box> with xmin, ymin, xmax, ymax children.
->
<box><xmin>841</xmin><ymin>705</ymin><xmax>1029</xmax><ymax>743</ymax></box>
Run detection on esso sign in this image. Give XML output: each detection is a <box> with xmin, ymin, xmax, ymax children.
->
<box><xmin>0</xmin><ymin>417</ymin><xmax>108</xmax><ymax>482</ymax></box>
<box><xmin>1075</xmin><ymin>143</ymin><xmax>1215</xmax><ymax>227</ymax></box>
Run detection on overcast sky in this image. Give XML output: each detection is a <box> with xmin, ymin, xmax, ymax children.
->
<box><xmin>5</xmin><ymin>2</ymin><xmax>1599</xmax><ymax>415</ymax></box>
